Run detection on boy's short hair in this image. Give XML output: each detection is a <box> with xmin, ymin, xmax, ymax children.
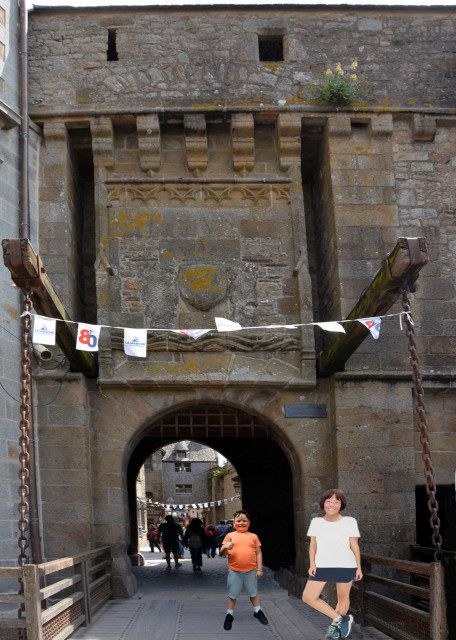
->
<box><xmin>319</xmin><ymin>489</ymin><xmax>347</xmax><ymax>511</ymax></box>
<box><xmin>233</xmin><ymin>509</ymin><xmax>250</xmax><ymax>521</ymax></box>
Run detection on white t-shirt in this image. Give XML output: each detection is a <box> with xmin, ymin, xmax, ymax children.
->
<box><xmin>307</xmin><ymin>516</ymin><xmax>360</xmax><ymax>568</ymax></box>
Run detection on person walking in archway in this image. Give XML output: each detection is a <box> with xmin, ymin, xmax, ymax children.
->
<box><xmin>220</xmin><ymin>509</ymin><xmax>268</xmax><ymax>630</ymax></box>
<box><xmin>184</xmin><ymin>518</ymin><xmax>207</xmax><ymax>572</ymax></box>
<box><xmin>147</xmin><ymin>524</ymin><xmax>162</xmax><ymax>553</ymax></box>
<box><xmin>157</xmin><ymin>515</ymin><xmax>184</xmax><ymax>570</ymax></box>
<box><xmin>302</xmin><ymin>489</ymin><xmax>362</xmax><ymax>639</ymax></box>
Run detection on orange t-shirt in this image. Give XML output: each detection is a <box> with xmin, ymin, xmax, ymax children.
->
<box><xmin>223</xmin><ymin>531</ymin><xmax>261</xmax><ymax>572</ymax></box>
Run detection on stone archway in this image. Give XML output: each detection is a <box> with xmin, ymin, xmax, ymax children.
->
<box><xmin>127</xmin><ymin>403</ymin><xmax>296</xmax><ymax>570</ymax></box>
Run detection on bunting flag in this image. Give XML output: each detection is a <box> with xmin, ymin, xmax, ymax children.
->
<box><xmin>315</xmin><ymin>321</ymin><xmax>346</xmax><ymax>333</ymax></box>
<box><xmin>358</xmin><ymin>317</ymin><xmax>382</xmax><ymax>340</ymax></box>
<box><xmin>28</xmin><ymin>310</ymin><xmax>406</xmax><ymax>356</ymax></box>
<box><xmin>76</xmin><ymin>323</ymin><xmax>101</xmax><ymax>352</ymax></box>
<box><xmin>124</xmin><ymin>328</ymin><xmax>148</xmax><ymax>357</ymax></box>
<box><xmin>172</xmin><ymin>329</ymin><xmax>211</xmax><ymax>340</ymax></box>
<box><xmin>32</xmin><ymin>315</ymin><xmax>56</xmax><ymax>346</ymax></box>
<box><xmin>215</xmin><ymin>317</ymin><xmax>242</xmax><ymax>332</ymax></box>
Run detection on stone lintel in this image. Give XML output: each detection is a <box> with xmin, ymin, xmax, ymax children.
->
<box><xmin>90</xmin><ymin>116</ymin><xmax>115</xmax><ymax>168</ymax></box>
<box><xmin>184</xmin><ymin>114</ymin><xmax>208</xmax><ymax>175</ymax></box>
<box><xmin>137</xmin><ymin>114</ymin><xmax>161</xmax><ymax>173</ymax></box>
<box><xmin>412</xmin><ymin>114</ymin><xmax>437</xmax><ymax>142</ymax></box>
<box><xmin>277</xmin><ymin>113</ymin><xmax>302</xmax><ymax>171</ymax></box>
<box><xmin>231</xmin><ymin>113</ymin><xmax>254</xmax><ymax>174</ymax></box>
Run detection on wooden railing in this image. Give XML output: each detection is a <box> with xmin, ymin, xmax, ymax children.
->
<box><xmin>0</xmin><ymin>547</ymin><xmax>112</xmax><ymax>640</ymax></box>
<box><xmin>351</xmin><ymin>553</ymin><xmax>446</xmax><ymax>640</ymax></box>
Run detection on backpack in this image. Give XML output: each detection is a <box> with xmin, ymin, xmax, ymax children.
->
<box><xmin>188</xmin><ymin>531</ymin><xmax>202</xmax><ymax>548</ymax></box>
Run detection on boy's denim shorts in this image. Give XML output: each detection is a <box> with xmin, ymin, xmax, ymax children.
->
<box><xmin>227</xmin><ymin>568</ymin><xmax>257</xmax><ymax>599</ymax></box>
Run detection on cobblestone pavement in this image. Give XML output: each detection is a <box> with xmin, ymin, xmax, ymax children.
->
<box><xmin>70</xmin><ymin>547</ymin><xmax>392</xmax><ymax>640</ymax></box>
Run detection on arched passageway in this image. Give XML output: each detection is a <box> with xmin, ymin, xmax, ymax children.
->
<box><xmin>127</xmin><ymin>404</ymin><xmax>296</xmax><ymax>570</ymax></box>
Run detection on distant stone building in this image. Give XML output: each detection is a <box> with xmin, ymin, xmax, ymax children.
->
<box><xmin>161</xmin><ymin>441</ymin><xmax>218</xmax><ymax>519</ymax></box>
<box><xmin>0</xmin><ymin>3</ymin><xmax>455</xmax><ymax>601</ymax></box>
<box><xmin>211</xmin><ymin>461</ymin><xmax>242</xmax><ymax>524</ymax></box>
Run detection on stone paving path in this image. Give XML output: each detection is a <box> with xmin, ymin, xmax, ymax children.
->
<box><xmin>70</xmin><ymin>547</ymin><xmax>392</xmax><ymax>640</ymax></box>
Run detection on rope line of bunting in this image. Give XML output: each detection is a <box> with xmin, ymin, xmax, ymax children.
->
<box><xmin>27</xmin><ymin>311</ymin><xmax>413</xmax><ymax>358</ymax></box>
<box><xmin>137</xmin><ymin>494</ymin><xmax>241</xmax><ymax>515</ymax></box>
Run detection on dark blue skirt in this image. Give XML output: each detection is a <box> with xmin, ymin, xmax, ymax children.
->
<box><xmin>308</xmin><ymin>567</ymin><xmax>356</xmax><ymax>583</ymax></box>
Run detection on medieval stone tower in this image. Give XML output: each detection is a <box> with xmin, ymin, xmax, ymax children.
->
<box><xmin>1</xmin><ymin>4</ymin><xmax>455</xmax><ymax>597</ymax></box>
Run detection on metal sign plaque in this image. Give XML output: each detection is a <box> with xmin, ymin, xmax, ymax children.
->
<box><xmin>284</xmin><ymin>404</ymin><xmax>327</xmax><ymax>418</ymax></box>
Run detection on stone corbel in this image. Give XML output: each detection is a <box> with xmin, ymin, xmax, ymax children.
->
<box><xmin>327</xmin><ymin>114</ymin><xmax>351</xmax><ymax>137</ymax></box>
<box><xmin>231</xmin><ymin>113</ymin><xmax>255</xmax><ymax>174</ymax></box>
<box><xmin>90</xmin><ymin>116</ymin><xmax>114</xmax><ymax>168</ymax></box>
<box><xmin>137</xmin><ymin>114</ymin><xmax>161</xmax><ymax>173</ymax></box>
<box><xmin>412</xmin><ymin>114</ymin><xmax>437</xmax><ymax>142</ymax></box>
<box><xmin>370</xmin><ymin>113</ymin><xmax>393</xmax><ymax>137</ymax></box>
<box><xmin>42</xmin><ymin>121</ymin><xmax>67</xmax><ymax>149</ymax></box>
<box><xmin>277</xmin><ymin>113</ymin><xmax>301</xmax><ymax>171</ymax></box>
<box><xmin>184</xmin><ymin>114</ymin><xmax>208</xmax><ymax>175</ymax></box>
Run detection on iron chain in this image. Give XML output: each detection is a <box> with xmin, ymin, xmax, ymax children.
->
<box><xmin>18</xmin><ymin>290</ymin><xmax>32</xmax><ymax>568</ymax></box>
<box><xmin>401</xmin><ymin>285</ymin><xmax>443</xmax><ymax>562</ymax></box>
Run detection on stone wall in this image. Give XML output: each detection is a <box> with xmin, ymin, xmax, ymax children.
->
<box><xmin>28</xmin><ymin>6</ymin><xmax>456</xmax><ymax>114</ymax></box>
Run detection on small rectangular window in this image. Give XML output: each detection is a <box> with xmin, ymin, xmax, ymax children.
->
<box><xmin>176</xmin><ymin>484</ymin><xmax>192</xmax><ymax>494</ymax></box>
<box><xmin>175</xmin><ymin>462</ymin><xmax>191</xmax><ymax>473</ymax></box>
<box><xmin>175</xmin><ymin>450</ymin><xmax>186</xmax><ymax>459</ymax></box>
<box><xmin>107</xmin><ymin>29</ymin><xmax>118</xmax><ymax>62</ymax></box>
<box><xmin>258</xmin><ymin>35</ymin><xmax>284</xmax><ymax>62</ymax></box>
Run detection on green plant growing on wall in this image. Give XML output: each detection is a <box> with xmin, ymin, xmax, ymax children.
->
<box><xmin>208</xmin><ymin>465</ymin><xmax>227</xmax><ymax>489</ymax></box>
<box><xmin>312</xmin><ymin>61</ymin><xmax>366</xmax><ymax>106</ymax></box>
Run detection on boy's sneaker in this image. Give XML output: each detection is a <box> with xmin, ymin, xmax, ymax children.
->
<box><xmin>339</xmin><ymin>615</ymin><xmax>354</xmax><ymax>638</ymax></box>
<box><xmin>325</xmin><ymin>619</ymin><xmax>342</xmax><ymax>639</ymax></box>
<box><xmin>223</xmin><ymin>614</ymin><xmax>233</xmax><ymax>631</ymax></box>
<box><xmin>253</xmin><ymin>610</ymin><xmax>269</xmax><ymax>625</ymax></box>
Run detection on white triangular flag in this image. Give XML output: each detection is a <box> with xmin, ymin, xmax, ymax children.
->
<box><xmin>32</xmin><ymin>315</ymin><xmax>56</xmax><ymax>346</ymax></box>
<box><xmin>215</xmin><ymin>317</ymin><xmax>242</xmax><ymax>332</ymax></box>
<box><xmin>124</xmin><ymin>328</ymin><xmax>147</xmax><ymax>357</ymax></box>
<box><xmin>316</xmin><ymin>321</ymin><xmax>346</xmax><ymax>333</ymax></box>
<box><xmin>76</xmin><ymin>323</ymin><xmax>101</xmax><ymax>351</ymax></box>
<box><xmin>358</xmin><ymin>317</ymin><xmax>382</xmax><ymax>340</ymax></box>
<box><xmin>171</xmin><ymin>329</ymin><xmax>211</xmax><ymax>340</ymax></box>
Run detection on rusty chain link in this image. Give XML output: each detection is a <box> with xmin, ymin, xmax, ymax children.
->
<box><xmin>17</xmin><ymin>289</ymin><xmax>32</xmax><ymax>615</ymax></box>
<box><xmin>401</xmin><ymin>285</ymin><xmax>443</xmax><ymax>562</ymax></box>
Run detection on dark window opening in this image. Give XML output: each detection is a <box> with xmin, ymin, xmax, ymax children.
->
<box><xmin>107</xmin><ymin>29</ymin><xmax>118</xmax><ymax>62</ymax></box>
<box><xmin>176</xmin><ymin>484</ymin><xmax>192</xmax><ymax>494</ymax></box>
<box><xmin>258</xmin><ymin>35</ymin><xmax>284</xmax><ymax>62</ymax></box>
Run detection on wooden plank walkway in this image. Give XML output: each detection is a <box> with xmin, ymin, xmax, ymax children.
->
<box><xmin>70</xmin><ymin>548</ymin><xmax>392</xmax><ymax>640</ymax></box>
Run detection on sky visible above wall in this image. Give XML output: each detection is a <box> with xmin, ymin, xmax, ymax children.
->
<box><xmin>26</xmin><ymin>0</ymin><xmax>456</xmax><ymax>8</ymax></box>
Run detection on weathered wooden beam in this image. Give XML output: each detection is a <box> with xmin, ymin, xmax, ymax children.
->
<box><xmin>2</xmin><ymin>238</ymin><xmax>97</xmax><ymax>376</ymax></box>
<box><xmin>318</xmin><ymin>237</ymin><xmax>428</xmax><ymax>377</ymax></box>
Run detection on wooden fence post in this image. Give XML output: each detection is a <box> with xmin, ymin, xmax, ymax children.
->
<box><xmin>23</xmin><ymin>564</ymin><xmax>43</xmax><ymax>640</ymax></box>
<box><xmin>430</xmin><ymin>562</ymin><xmax>447</xmax><ymax>640</ymax></box>
<box><xmin>81</xmin><ymin>560</ymin><xmax>91</xmax><ymax>626</ymax></box>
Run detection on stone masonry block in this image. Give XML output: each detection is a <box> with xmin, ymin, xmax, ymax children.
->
<box><xmin>231</xmin><ymin>113</ymin><xmax>254</xmax><ymax>174</ymax></box>
<box><xmin>90</xmin><ymin>116</ymin><xmax>114</xmax><ymax>168</ymax></box>
<box><xmin>184</xmin><ymin>114</ymin><xmax>208</xmax><ymax>174</ymax></box>
<box><xmin>276</xmin><ymin>113</ymin><xmax>301</xmax><ymax>171</ymax></box>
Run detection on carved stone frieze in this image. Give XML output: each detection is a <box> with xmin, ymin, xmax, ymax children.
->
<box><xmin>184</xmin><ymin>114</ymin><xmax>208</xmax><ymax>175</ymax></box>
<box><xmin>110</xmin><ymin>330</ymin><xmax>300</xmax><ymax>352</ymax></box>
<box><xmin>137</xmin><ymin>114</ymin><xmax>161</xmax><ymax>173</ymax></box>
<box><xmin>231</xmin><ymin>113</ymin><xmax>255</xmax><ymax>174</ymax></box>
<box><xmin>106</xmin><ymin>182</ymin><xmax>291</xmax><ymax>206</ymax></box>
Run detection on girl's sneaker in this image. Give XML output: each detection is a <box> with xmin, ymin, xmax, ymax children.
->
<box><xmin>340</xmin><ymin>615</ymin><xmax>354</xmax><ymax>638</ymax></box>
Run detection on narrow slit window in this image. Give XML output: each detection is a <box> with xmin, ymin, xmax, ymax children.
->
<box><xmin>258</xmin><ymin>35</ymin><xmax>284</xmax><ymax>62</ymax></box>
<box><xmin>107</xmin><ymin>29</ymin><xmax>118</xmax><ymax>62</ymax></box>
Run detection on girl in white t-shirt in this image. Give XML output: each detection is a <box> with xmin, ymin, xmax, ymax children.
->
<box><xmin>302</xmin><ymin>489</ymin><xmax>362</xmax><ymax>639</ymax></box>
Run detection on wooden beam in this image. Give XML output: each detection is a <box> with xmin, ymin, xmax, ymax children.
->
<box><xmin>2</xmin><ymin>238</ymin><xmax>97</xmax><ymax>376</ymax></box>
<box><xmin>318</xmin><ymin>237</ymin><xmax>428</xmax><ymax>377</ymax></box>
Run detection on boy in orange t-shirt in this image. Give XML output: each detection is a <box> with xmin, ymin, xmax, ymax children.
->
<box><xmin>220</xmin><ymin>509</ymin><xmax>268</xmax><ymax>631</ymax></box>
